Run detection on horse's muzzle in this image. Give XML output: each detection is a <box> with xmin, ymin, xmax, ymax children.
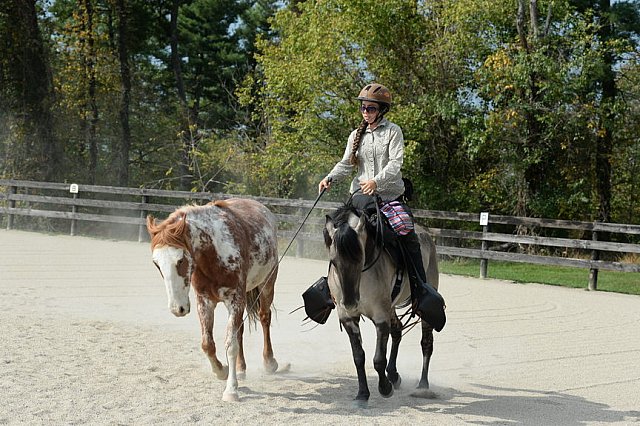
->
<box><xmin>170</xmin><ymin>303</ymin><xmax>190</xmax><ymax>317</ymax></box>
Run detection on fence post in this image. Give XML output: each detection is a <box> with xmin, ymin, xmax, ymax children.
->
<box><xmin>6</xmin><ymin>185</ymin><xmax>16</xmax><ymax>230</ymax></box>
<box><xmin>69</xmin><ymin>184</ymin><xmax>79</xmax><ymax>236</ymax></box>
<box><xmin>480</xmin><ymin>212</ymin><xmax>489</xmax><ymax>279</ymax></box>
<box><xmin>138</xmin><ymin>195</ymin><xmax>149</xmax><ymax>242</ymax></box>
<box><xmin>588</xmin><ymin>224</ymin><xmax>599</xmax><ymax>291</ymax></box>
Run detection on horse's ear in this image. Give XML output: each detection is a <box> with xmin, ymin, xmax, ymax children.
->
<box><xmin>325</xmin><ymin>214</ymin><xmax>333</xmax><ymax>226</ymax></box>
<box><xmin>146</xmin><ymin>215</ymin><xmax>157</xmax><ymax>234</ymax></box>
<box><xmin>325</xmin><ymin>215</ymin><xmax>336</xmax><ymax>241</ymax></box>
<box><xmin>355</xmin><ymin>214</ymin><xmax>366</xmax><ymax>233</ymax></box>
<box><xmin>176</xmin><ymin>212</ymin><xmax>187</xmax><ymax>233</ymax></box>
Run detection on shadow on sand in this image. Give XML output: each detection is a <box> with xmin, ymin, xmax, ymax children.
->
<box><xmin>240</xmin><ymin>377</ymin><xmax>639</xmax><ymax>424</ymax></box>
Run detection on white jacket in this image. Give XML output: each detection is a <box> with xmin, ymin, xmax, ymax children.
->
<box><xmin>327</xmin><ymin>117</ymin><xmax>405</xmax><ymax>202</ymax></box>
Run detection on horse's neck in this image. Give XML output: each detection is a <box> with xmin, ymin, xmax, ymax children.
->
<box><xmin>363</xmin><ymin>213</ymin><xmax>403</xmax><ymax>264</ymax></box>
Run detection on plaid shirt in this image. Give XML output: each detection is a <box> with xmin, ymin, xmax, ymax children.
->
<box><xmin>326</xmin><ymin>117</ymin><xmax>405</xmax><ymax>202</ymax></box>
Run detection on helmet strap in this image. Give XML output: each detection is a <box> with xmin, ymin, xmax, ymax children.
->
<box><xmin>375</xmin><ymin>104</ymin><xmax>389</xmax><ymax>123</ymax></box>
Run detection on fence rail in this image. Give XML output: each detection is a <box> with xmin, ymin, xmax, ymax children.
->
<box><xmin>2</xmin><ymin>179</ymin><xmax>639</xmax><ymax>290</ymax></box>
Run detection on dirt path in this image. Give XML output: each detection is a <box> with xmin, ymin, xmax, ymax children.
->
<box><xmin>1</xmin><ymin>229</ymin><xmax>639</xmax><ymax>425</ymax></box>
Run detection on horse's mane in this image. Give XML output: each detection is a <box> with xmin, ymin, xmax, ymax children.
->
<box><xmin>211</xmin><ymin>199</ymin><xmax>230</xmax><ymax>208</ymax></box>
<box><xmin>331</xmin><ymin>204</ymin><xmax>358</xmax><ymax>226</ymax></box>
<box><xmin>147</xmin><ymin>207</ymin><xmax>193</xmax><ymax>251</ymax></box>
<box><xmin>147</xmin><ymin>200</ymin><xmax>237</xmax><ymax>251</ymax></box>
<box><xmin>328</xmin><ymin>204</ymin><xmax>364</xmax><ymax>265</ymax></box>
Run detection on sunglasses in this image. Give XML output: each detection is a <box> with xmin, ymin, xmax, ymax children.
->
<box><xmin>360</xmin><ymin>105</ymin><xmax>378</xmax><ymax>113</ymax></box>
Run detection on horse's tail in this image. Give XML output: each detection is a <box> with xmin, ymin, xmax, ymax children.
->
<box><xmin>245</xmin><ymin>287</ymin><xmax>261</xmax><ymax>328</ymax></box>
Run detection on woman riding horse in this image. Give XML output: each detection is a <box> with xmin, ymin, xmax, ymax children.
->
<box><xmin>314</xmin><ymin>85</ymin><xmax>445</xmax><ymax>406</ymax></box>
<box><xmin>318</xmin><ymin>83</ymin><xmax>427</xmax><ymax>298</ymax></box>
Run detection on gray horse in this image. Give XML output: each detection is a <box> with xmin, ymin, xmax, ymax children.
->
<box><xmin>324</xmin><ymin>203</ymin><xmax>440</xmax><ymax>407</ymax></box>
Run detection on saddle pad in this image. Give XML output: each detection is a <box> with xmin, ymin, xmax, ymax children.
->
<box><xmin>380</xmin><ymin>201</ymin><xmax>414</xmax><ymax>235</ymax></box>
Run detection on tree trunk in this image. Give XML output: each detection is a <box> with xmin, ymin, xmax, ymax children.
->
<box><xmin>169</xmin><ymin>0</ymin><xmax>193</xmax><ymax>190</ymax></box>
<box><xmin>516</xmin><ymin>0</ymin><xmax>545</xmax><ymax>215</ymax></box>
<box><xmin>115</xmin><ymin>0</ymin><xmax>131</xmax><ymax>186</ymax></box>
<box><xmin>595</xmin><ymin>0</ymin><xmax>614</xmax><ymax>223</ymax></box>
<box><xmin>516</xmin><ymin>0</ymin><xmax>529</xmax><ymax>52</ymax></box>
<box><xmin>529</xmin><ymin>0</ymin><xmax>539</xmax><ymax>40</ymax></box>
<box><xmin>6</xmin><ymin>0</ymin><xmax>61</xmax><ymax>180</ymax></box>
<box><xmin>82</xmin><ymin>0</ymin><xmax>99</xmax><ymax>184</ymax></box>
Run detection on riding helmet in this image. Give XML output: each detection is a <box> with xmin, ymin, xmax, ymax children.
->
<box><xmin>356</xmin><ymin>83</ymin><xmax>392</xmax><ymax>107</ymax></box>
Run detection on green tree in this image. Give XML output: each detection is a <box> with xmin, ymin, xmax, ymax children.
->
<box><xmin>453</xmin><ymin>0</ymin><xmax>638</xmax><ymax>221</ymax></box>
<box><xmin>0</xmin><ymin>0</ymin><xmax>62</xmax><ymax>180</ymax></box>
<box><xmin>250</xmin><ymin>0</ymin><xmax>640</xmax><ymax>226</ymax></box>
<box><xmin>247</xmin><ymin>0</ymin><xmax>503</xmax><ymax>202</ymax></box>
<box><xmin>572</xmin><ymin>0</ymin><xmax>640</xmax><ymax>223</ymax></box>
<box><xmin>148</xmin><ymin>0</ymin><xmax>274</xmax><ymax>191</ymax></box>
<box><xmin>50</xmin><ymin>0</ymin><xmax>165</xmax><ymax>186</ymax></box>
<box><xmin>50</xmin><ymin>0</ymin><xmax>108</xmax><ymax>184</ymax></box>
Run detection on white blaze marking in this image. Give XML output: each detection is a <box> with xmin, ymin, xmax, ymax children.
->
<box><xmin>152</xmin><ymin>246</ymin><xmax>191</xmax><ymax>314</ymax></box>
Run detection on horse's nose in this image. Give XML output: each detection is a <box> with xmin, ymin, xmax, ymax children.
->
<box><xmin>171</xmin><ymin>304</ymin><xmax>190</xmax><ymax>317</ymax></box>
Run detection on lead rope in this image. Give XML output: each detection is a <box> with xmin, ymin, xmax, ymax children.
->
<box><xmin>277</xmin><ymin>181</ymin><xmax>331</xmax><ymax>266</ymax></box>
<box><xmin>240</xmin><ymin>179</ymin><xmax>331</xmax><ymax>328</ymax></box>
<box><xmin>226</xmin><ymin>182</ymin><xmax>331</xmax><ymax>368</ymax></box>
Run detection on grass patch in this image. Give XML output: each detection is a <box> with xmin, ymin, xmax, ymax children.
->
<box><xmin>439</xmin><ymin>258</ymin><xmax>640</xmax><ymax>296</ymax></box>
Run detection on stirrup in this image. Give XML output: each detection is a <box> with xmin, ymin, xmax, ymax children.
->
<box><xmin>302</xmin><ymin>276</ymin><xmax>334</xmax><ymax>324</ymax></box>
<box><xmin>412</xmin><ymin>280</ymin><xmax>446</xmax><ymax>332</ymax></box>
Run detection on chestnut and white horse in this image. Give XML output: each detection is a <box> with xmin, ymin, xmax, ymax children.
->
<box><xmin>146</xmin><ymin>198</ymin><xmax>281</xmax><ymax>402</ymax></box>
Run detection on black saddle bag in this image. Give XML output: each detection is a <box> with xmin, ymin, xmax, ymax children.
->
<box><xmin>302</xmin><ymin>276</ymin><xmax>335</xmax><ymax>324</ymax></box>
<box><xmin>413</xmin><ymin>281</ymin><xmax>446</xmax><ymax>332</ymax></box>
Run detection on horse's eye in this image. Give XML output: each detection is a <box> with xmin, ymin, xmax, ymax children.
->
<box><xmin>176</xmin><ymin>257</ymin><xmax>189</xmax><ymax>275</ymax></box>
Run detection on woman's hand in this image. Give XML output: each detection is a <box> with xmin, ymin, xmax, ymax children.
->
<box><xmin>359</xmin><ymin>179</ymin><xmax>377</xmax><ymax>195</ymax></box>
<box><xmin>318</xmin><ymin>177</ymin><xmax>332</xmax><ymax>194</ymax></box>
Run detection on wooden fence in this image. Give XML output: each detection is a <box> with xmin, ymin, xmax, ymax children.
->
<box><xmin>1</xmin><ymin>179</ymin><xmax>639</xmax><ymax>290</ymax></box>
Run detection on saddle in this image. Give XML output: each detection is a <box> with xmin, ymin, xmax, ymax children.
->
<box><xmin>347</xmin><ymin>194</ymin><xmax>446</xmax><ymax>332</ymax></box>
<box><xmin>349</xmin><ymin>193</ymin><xmax>406</xmax><ymax>273</ymax></box>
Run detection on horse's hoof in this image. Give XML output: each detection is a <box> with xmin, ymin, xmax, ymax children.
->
<box><xmin>392</xmin><ymin>375</ymin><xmax>402</xmax><ymax>390</ymax></box>
<box><xmin>264</xmin><ymin>358</ymin><xmax>278</xmax><ymax>374</ymax></box>
<box><xmin>214</xmin><ymin>365</ymin><xmax>229</xmax><ymax>381</ymax></box>
<box><xmin>236</xmin><ymin>370</ymin><xmax>246</xmax><ymax>380</ymax></box>
<box><xmin>387</xmin><ymin>372</ymin><xmax>401</xmax><ymax>389</ymax></box>
<box><xmin>379</xmin><ymin>382</ymin><xmax>394</xmax><ymax>398</ymax></box>
<box><xmin>222</xmin><ymin>391</ymin><xmax>239</xmax><ymax>402</ymax></box>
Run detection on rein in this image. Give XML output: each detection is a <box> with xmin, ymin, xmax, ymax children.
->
<box><xmin>361</xmin><ymin>201</ymin><xmax>385</xmax><ymax>272</ymax></box>
<box><xmin>345</xmin><ymin>190</ymin><xmax>385</xmax><ymax>273</ymax></box>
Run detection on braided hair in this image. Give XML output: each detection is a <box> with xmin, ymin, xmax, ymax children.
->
<box><xmin>349</xmin><ymin>103</ymin><xmax>390</xmax><ymax>166</ymax></box>
<box><xmin>349</xmin><ymin>119</ymin><xmax>368</xmax><ymax>166</ymax></box>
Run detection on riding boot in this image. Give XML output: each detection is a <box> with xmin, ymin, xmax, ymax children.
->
<box><xmin>399</xmin><ymin>230</ymin><xmax>446</xmax><ymax>332</ymax></box>
<box><xmin>399</xmin><ymin>230</ymin><xmax>427</xmax><ymax>287</ymax></box>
